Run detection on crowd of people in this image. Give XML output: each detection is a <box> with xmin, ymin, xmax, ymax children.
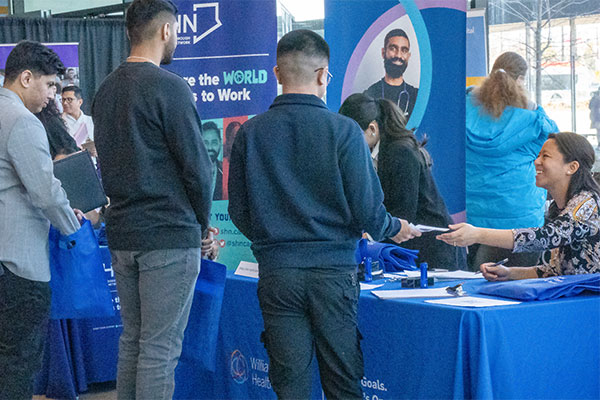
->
<box><xmin>1</xmin><ymin>0</ymin><xmax>599</xmax><ymax>398</ymax></box>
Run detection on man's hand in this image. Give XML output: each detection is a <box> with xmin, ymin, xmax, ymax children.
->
<box><xmin>73</xmin><ymin>208</ymin><xmax>85</xmax><ymax>223</ymax></box>
<box><xmin>201</xmin><ymin>227</ymin><xmax>219</xmax><ymax>260</ymax></box>
<box><xmin>390</xmin><ymin>219</ymin><xmax>421</xmax><ymax>243</ymax></box>
<box><xmin>81</xmin><ymin>139</ymin><xmax>97</xmax><ymax>158</ymax></box>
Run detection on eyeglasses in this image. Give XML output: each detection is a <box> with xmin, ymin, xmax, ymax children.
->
<box><xmin>61</xmin><ymin>97</ymin><xmax>76</xmax><ymax>104</ymax></box>
<box><xmin>314</xmin><ymin>67</ymin><xmax>333</xmax><ymax>85</ymax></box>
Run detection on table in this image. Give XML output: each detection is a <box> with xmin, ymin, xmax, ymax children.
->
<box><xmin>174</xmin><ymin>272</ymin><xmax>600</xmax><ymax>400</ymax></box>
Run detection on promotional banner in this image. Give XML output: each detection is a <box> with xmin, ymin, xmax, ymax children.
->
<box><xmin>166</xmin><ymin>0</ymin><xmax>277</xmax><ymax>269</ymax></box>
<box><xmin>325</xmin><ymin>0</ymin><xmax>466</xmax><ymax>220</ymax></box>
<box><xmin>0</xmin><ymin>43</ymin><xmax>80</xmax><ymax>88</ymax></box>
<box><xmin>466</xmin><ymin>8</ymin><xmax>488</xmax><ymax>87</ymax></box>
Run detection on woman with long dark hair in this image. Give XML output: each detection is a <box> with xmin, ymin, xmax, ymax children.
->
<box><xmin>35</xmin><ymin>84</ymin><xmax>78</xmax><ymax>159</ymax></box>
<box><xmin>340</xmin><ymin>93</ymin><xmax>466</xmax><ymax>269</ymax></box>
<box><xmin>466</xmin><ymin>52</ymin><xmax>558</xmax><ymax>269</ymax></box>
<box><xmin>439</xmin><ymin>132</ymin><xmax>600</xmax><ymax>280</ymax></box>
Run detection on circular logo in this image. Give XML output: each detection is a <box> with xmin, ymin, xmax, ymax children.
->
<box><xmin>230</xmin><ymin>349</ymin><xmax>248</xmax><ymax>384</ymax></box>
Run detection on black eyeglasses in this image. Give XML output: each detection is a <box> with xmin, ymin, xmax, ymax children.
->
<box><xmin>314</xmin><ymin>67</ymin><xmax>332</xmax><ymax>85</ymax></box>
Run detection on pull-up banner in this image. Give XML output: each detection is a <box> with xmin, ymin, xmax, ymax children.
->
<box><xmin>325</xmin><ymin>0</ymin><xmax>466</xmax><ymax>220</ymax></box>
<box><xmin>167</xmin><ymin>0</ymin><xmax>277</xmax><ymax>269</ymax></box>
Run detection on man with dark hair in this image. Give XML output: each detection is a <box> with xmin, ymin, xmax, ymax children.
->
<box><xmin>92</xmin><ymin>0</ymin><xmax>214</xmax><ymax>398</ymax></box>
<box><xmin>62</xmin><ymin>85</ymin><xmax>94</xmax><ymax>148</ymax></box>
<box><xmin>228</xmin><ymin>29</ymin><xmax>420</xmax><ymax>399</ymax></box>
<box><xmin>364</xmin><ymin>28</ymin><xmax>419</xmax><ymax>119</ymax></box>
<box><xmin>202</xmin><ymin>121</ymin><xmax>224</xmax><ymax>200</ymax></box>
<box><xmin>0</xmin><ymin>40</ymin><xmax>81</xmax><ymax>399</ymax></box>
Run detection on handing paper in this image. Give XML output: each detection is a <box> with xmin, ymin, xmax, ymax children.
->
<box><xmin>412</xmin><ymin>224</ymin><xmax>450</xmax><ymax>233</ymax></box>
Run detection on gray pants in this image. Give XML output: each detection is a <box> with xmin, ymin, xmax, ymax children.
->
<box><xmin>111</xmin><ymin>248</ymin><xmax>201</xmax><ymax>400</ymax></box>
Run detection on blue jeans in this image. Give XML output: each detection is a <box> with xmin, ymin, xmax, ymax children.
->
<box><xmin>111</xmin><ymin>248</ymin><xmax>200</xmax><ymax>400</ymax></box>
<box><xmin>0</xmin><ymin>263</ymin><xmax>50</xmax><ymax>400</ymax></box>
<box><xmin>257</xmin><ymin>266</ymin><xmax>364</xmax><ymax>400</ymax></box>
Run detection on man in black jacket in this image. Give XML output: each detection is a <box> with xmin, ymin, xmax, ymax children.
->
<box><xmin>92</xmin><ymin>1</ymin><xmax>214</xmax><ymax>398</ymax></box>
<box><xmin>228</xmin><ymin>29</ymin><xmax>420</xmax><ymax>399</ymax></box>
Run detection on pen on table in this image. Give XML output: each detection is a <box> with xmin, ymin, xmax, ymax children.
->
<box><xmin>475</xmin><ymin>258</ymin><xmax>509</xmax><ymax>274</ymax></box>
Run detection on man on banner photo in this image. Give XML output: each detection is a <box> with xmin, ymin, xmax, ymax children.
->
<box><xmin>92</xmin><ymin>0</ymin><xmax>216</xmax><ymax>398</ymax></box>
<box><xmin>0</xmin><ymin>40</ymin><xmax>81</xmax><ymax>399</ymax></box>
<box><xmin>364</xmin><ymin>28</ymin><xmax>419</xmax><ymax>119</ymax></box>
<box><xmin>202</xmin><ymin>120</ymin><xmax>224</xmax><ymax>200</ymax></box>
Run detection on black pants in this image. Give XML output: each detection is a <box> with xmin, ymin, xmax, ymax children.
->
<box><xmin>0</xmin><ymin>263</ymin><xmax>51</xmax><ymax>400</ymax></box>
<box><xmin>257</xmin><ymin>267</ymin><xmax>363</xmax><ymax>400</ymax></box>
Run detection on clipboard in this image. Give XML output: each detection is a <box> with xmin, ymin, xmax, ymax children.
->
<box><xmin>53</xmin><ymin>150</ymin><xmax>108</xmax><ymax>213</ymax></box>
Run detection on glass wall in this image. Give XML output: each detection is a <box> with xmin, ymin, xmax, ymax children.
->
<box><xmin>486</xmin><ymin>0</ymin><xmax>600</xmax><ymax>149</ymax></box>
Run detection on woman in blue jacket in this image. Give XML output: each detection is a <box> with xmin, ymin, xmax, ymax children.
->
<box><xmin>466</xmin><ymin>51</ymin><xmax>558</xmax><ymax>269</ymax></box>
<box><xmin>340</xmin><ymin>93</ymin><xmax>466</xmax><ymax>270</ymax></box>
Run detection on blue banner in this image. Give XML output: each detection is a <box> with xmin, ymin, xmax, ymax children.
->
<box><xmin>325</xmin><ymin>0</ymin><xmax>466</xmax><ymax>219</ymax></box>
<box><xmin>466</xmin><ymin>9</ymin><xmax>488</xmax><ymax>86</ymax></box>
<box><xmin>167</xmin><ymin>0</ymin><xmax>277</xmax><ymax>269</ymax></box>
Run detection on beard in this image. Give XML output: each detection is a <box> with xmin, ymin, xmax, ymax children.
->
<box><xmin>161</xmin><ymin>41</ymin><xmax>176</xmax><ymax>65</ymax></box>
<box><xmin>384</xmin><ymin>58</ymin><xmax>408</xmax><ymax>79</ymax></box>
<box><xmin>208</xmin><ymin>151</ymin><xmax>219</xmax><ymax>164</ymax></box>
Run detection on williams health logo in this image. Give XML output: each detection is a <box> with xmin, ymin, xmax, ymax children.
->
<box><xmin>230</xmin><ymin>349</ymin><xmax>248</xmax><ymax>384</ymax></box>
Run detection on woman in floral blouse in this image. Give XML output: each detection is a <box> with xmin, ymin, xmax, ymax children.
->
<box><xmin>437</xmin><ymin>131</ymin><xmax>600</xmax><ymax>280</ymax></box>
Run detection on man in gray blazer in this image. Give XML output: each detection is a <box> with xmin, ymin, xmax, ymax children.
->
<box><xmin>0</xmin><ymin>41</ymin><xmax>81</xmax><ymax>399</ymax></box>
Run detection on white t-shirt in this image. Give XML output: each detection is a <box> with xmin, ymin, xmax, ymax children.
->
<box><xmin>62</xmin><ymin>112</ymin><xmax>94</xmax><ymax>146</ymax></box>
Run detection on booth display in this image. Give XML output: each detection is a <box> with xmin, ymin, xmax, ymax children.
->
<box><xmin>174</xmin><ymin>272</ymin><xmax>600</xmax><ymax>400</ymax></box>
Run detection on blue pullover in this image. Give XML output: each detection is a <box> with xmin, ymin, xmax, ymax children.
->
<box><xmin>228</xmin><ymin>94</ymin><xmax>400</xmax><ymax>269</ymax></box>
<box><xmin>466</xmin><ymin>89</ymin><xmax>558</xmax><ymax>229</ymax></box>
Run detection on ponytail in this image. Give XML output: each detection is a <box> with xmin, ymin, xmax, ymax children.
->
<box><xmin>476</xmin><ymin>51</ymin><xmax>529</xmax><ymax>119</ymax></box>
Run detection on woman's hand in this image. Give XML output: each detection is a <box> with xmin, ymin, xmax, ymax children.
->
<box><xmin>436</xmin><ymin>223</ymin><xmax>480</xmax><ymax>247</ymax></box>
<box><xmin>480</xmin><ymin>263</ymin><xmax>512</xmax><ymax>281</ymax></box>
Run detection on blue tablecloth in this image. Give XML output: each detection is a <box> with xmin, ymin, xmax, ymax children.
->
<box><xmin>174</xmin><ymin>272</ymin><xmax>600</xmax><ymax>400</ymax></box>
<box><xmin>34</xmin><ymin>246</ymin><xmax>122</xmax><ymax>399</ymax></box>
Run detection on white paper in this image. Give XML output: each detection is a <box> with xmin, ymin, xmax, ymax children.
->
<box><xmin>430</xmin><ymin>270</ymin><xmax>483</xmax><ymax>280</ymax></box>
<box><xmin>425</xmin><ymin>297</ymin><xmax>521</xmax><ymax>307</ymax></box>
<box><xmin>414</xmin><ymin>224</ymin><xmax>450</xmax><ymax>233</ymax></box>
<box><xmin>371</xmin><ymin>287</ymin><xmax>453</xmax><ymax>299</ymax></box>
<box><xmin>360</xmin><ymin>282</ymin><xmax>385</xmax><ymax>291</ymax></box>
<box><xmin>383</xmin><ymin>272</ymin><xmax>407</xmax><ymax>279</ymax></box>
<box><xmin>234</xmin><ymin>261</ymin><xmax>259</xmax><ymax>279</ymax></box>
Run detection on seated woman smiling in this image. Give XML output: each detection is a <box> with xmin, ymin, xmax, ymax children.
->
<box><xmin>438</xmin><ymin>132</ymin><xmax>600</xmax><ymax>281</ymax></box>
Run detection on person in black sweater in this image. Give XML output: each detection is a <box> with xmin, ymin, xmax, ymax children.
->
<box><xmin>340</xmin><ymin>93</ymin><xmax>466</xmax><ymax>269</ymax></box>
<box><xmin>228</xmin><ymin>30</ymin><xmax>420</xmax><ymax>400</ymax></box>
<box><xmin>92</xmin><ymin>1</ymin><xmax>214</xmax><ymax>398</ymax></box>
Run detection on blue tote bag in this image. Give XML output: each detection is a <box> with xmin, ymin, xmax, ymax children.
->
<box><xmin>180</xmin><ymin>259</ymin><xmax>227</xmax><ymax>372</ymax></box>
<box><xmin>477</xmin><ymin>273</ymin><xmax>600</xmax><ymax>301</ymax></box>
<box><xmin>49</xmin><ymin>219</ymin><xmax>115</xmax><ymax>319</ymax></box>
